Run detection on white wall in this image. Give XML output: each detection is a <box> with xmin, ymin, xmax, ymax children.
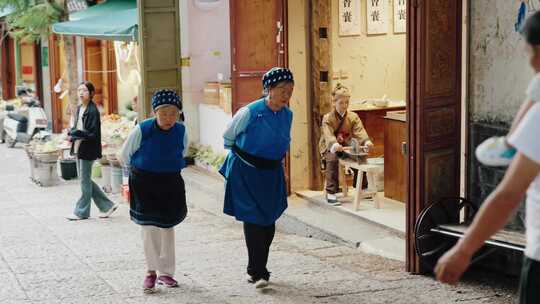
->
<box><xmin>182</xmin><ymin>0</ymin><xmax>232</xmax><ymax>149</ymax></box>
<box><xmin>198</xmin><ymin>103</ymin><xmax>231</xmax><ymax>153</ymax></box>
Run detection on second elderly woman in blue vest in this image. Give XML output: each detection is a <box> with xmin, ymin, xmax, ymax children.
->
<box><xmin>220</xmin><ymin>67</ymin><xmax>294</xmax><ymax>289</ymax></box>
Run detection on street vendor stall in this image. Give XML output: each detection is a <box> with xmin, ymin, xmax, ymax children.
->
<box><xmin>100</xmin><ymin>113</ymin><xmax>135</xmax><ymax>198</ymax></box>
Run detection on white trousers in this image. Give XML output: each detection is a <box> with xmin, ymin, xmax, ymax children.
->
<box><xmin>141</xmin><ymin>226</ymin><xmax>175</xmax><ymax>276</ymax></box>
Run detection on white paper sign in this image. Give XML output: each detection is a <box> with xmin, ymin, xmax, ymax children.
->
<box><xmin>367</xmin><ymin>0</ymin><xmax>388</xmax><ymax>35</ymax></box>
<box><xmin>394</xmin><ymin>0</ymin><xmax>406</xmax><ymax>33</ymax></box>
<box><xmin>339</xmin><ymin>0</ymin><xmax>361</xmax><ymax>36</ymax></box>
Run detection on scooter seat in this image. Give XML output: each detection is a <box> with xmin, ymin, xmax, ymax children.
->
<box><xmin>7</xmin><ymin>113</ymin><xmax>28</xmax><ymax>123</ymax></box>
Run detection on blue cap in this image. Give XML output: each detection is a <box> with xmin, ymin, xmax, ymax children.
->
<box><xmin>151</xmin><ymin>89</ymin><xmax>182</xmax><ymax>111</ymax></box>
<box><xmin>262</xmin><ymin>67</ymin><xmax>294</xmax><ymax>89</ymax></box>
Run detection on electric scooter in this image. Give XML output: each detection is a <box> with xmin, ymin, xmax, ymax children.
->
<box><xmin>2</xmin><ymin>97</ymin><xmax>50</xmax><ymax>148</ymax></box>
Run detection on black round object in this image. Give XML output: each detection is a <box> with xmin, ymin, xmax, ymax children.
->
<box><xmin>414</xmin><ymin>197</ymin><xmax>477</xmax><ymax>271</ymax></box>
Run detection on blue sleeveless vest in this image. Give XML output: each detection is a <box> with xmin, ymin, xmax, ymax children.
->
<box><xmin>131</xmin><ymin>118</ymin><xmax>186</xmax><ymax>172</ymax></box>
<box><xmin>235</xmin><ymin>99</ymin><xmax>292</xmax><ymax>160</ymax></box>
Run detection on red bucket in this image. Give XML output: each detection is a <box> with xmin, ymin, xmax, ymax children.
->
<box><xmin>122</xmin><ymin>184</ymin><xmax>130</xmax><ymax>203</ymax></box>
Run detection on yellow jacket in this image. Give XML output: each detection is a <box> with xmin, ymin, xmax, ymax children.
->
<box><xmin>319</xmin><ymin>110</ymin><xmax>370</xmax><ymax>155</ymax></box>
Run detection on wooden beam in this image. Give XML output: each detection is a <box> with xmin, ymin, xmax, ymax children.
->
<box><xmin>309</xmin><ymin>0</ymin><xmax>332</xmax><ymax>190</ymax></box>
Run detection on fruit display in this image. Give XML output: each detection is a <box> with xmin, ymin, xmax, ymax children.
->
<box><xmin>101</xmin><ymin>115</ymin><xmax>135</xmax><ymax>148</ymax></box>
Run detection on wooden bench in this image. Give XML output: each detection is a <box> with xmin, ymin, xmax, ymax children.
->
<box><xmin>415</xmin><ymin>197</ymin><xmax>525</xmax><ymax>270</ymax></box>
<box><xmin>338</xmin><ymin>158</ymin><xmax>384</xmax><ymax>210</ymax></box>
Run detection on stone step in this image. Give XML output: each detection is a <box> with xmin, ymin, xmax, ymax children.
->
<box><xmin>182</xmin><ymin>166</ymin><xmax>405</xmax><ymax>262</ymax></box>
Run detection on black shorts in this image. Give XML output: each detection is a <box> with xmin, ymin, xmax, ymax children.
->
<box><xmin>519</xmin><ymin>256</ymin><xmax>540</xmax><ymax>304</ymax></box>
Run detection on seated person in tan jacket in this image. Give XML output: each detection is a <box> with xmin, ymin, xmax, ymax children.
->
<box><xmin>319</xmin><ymin>84</ymin><xmax>373</xmax><ymax>205</ymax></box>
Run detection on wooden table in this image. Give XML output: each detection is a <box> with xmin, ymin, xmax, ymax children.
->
<box><xmin>352</xmin><ymin>105</ymin><xmax>406</xmax><ymax>158</ymax></box>
<box><xmin>339</xmin><ymin>158</ymin><xmax>384</xmax><ymax>211</ymax></box>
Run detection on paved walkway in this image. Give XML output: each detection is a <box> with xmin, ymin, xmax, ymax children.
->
<box><xmin>0</xmin><ymin>144</ymin><xmax>517</xmax><ymax>303</ymax></box>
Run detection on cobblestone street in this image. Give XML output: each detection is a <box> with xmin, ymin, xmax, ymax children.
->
<box><xmin>0</xmin><ymin>144</ymin><xmax>518</xmax><ymax>304</ymax></box>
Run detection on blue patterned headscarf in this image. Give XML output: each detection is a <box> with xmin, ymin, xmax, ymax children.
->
<box><xmin>151</xmin><ymin>89</ymin><xmax>182</xmax><ymax>111</ymax></box>
<box><xmin>262</xmin><ymin>67</ymin><xmax>294</xmax><ymax>89</ymax></box>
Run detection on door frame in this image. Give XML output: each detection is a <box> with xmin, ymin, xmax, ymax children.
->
<box><xmin>306</xmin><ymin>0</ymin><xmax>467</xmax><ymax>273</ymax></box>
<box><xmin>83</xmin><ymin>39</ymin><xmax>118</xmax><ymax>114</ymax></box>
<box><xmin>1</xmin><ymin>29</ymin><xmax>15</xmax><ymax>100</ymax></box>
<box><xmin>48</xmin><ymin>34</ymin><xmax>62</xmax><ymax>133</ymax></box>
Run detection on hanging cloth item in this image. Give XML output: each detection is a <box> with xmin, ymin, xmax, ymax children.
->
<box><xmin>516</xmin><ymin>1</ymin><xmax>527</xmax><ymax>33</ymax></box>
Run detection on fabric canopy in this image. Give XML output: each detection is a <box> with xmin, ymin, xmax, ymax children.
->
<box><xmin>52</xmin><ymin>0</ymin><xmax>137</xmax><ymax>42</ymax></box>
<box><xmin>69</xmin><ymin>0</ymin><xmax>136</xmax><ymax>21</ymax></box>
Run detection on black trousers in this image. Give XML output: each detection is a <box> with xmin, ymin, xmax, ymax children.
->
<box><xmin>243</xmin><ymin>222</ymin><xmax>276</xmax><ymax>281</ymax></box>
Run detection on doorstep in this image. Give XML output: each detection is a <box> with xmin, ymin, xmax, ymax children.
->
<box><xmin>296</xmin><ymin>190</ymin><xmax>406</xmax><ymax>237</ymax></box>
<box><xmin>182</xmin><ymin>166</ymin><xmax>405</xmax><ymax>262</ymax></box>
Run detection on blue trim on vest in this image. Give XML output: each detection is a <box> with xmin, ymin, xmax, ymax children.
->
<box><xmin>130</xmin><ymin>118</ymin><xmax>186</xmax><ymax>172</ymax></box>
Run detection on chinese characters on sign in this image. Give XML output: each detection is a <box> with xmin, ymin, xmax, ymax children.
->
<box><xmin>394</xmin><ymin>0</ymin><xmax>406</xmax><ymax>33</ymax></box>
<box><xmin>66</xmin><ymin>0</ymin><xmax>88</xmax><ymax>14</ymax></box>
<box><xmin>339</xmin><ymin>0</ymin><xmax>361</xmax><ymax>36</ymax></box>
<box><xmin>367</xmin><ymin>0</ymin><xmax>388</xmax><ymax>35</ymax></box>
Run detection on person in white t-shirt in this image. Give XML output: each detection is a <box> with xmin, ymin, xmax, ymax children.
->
<box><xmin>436</xmin><ymin>13</ymin><xmax>540</xmax><ymax>303</ymax></box>
<box><xmin>436</xmin><ymin>101</ymin><xmax>540</xmax><ymax>302</ymax></box>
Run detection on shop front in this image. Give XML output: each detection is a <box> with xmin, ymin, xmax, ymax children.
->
<box><xmin>51</xmin><ymin>0</ymin><xmax>138</xmax><ymax>132</ymax></box>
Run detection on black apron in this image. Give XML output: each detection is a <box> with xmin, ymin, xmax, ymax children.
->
<box><xmin>129</xmin><ymin>167</ymin><xmax>187</xmax><ymax>228</ymax></box>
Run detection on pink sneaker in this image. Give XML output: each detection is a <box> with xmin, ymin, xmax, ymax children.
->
<box><xmin>157</xmin><ymin>275</ymin><xmax>178</xmax><ymax>288</ymax></box>
<box><xmin>143</xmin><ymin>274</ymin><xmax>157</xmax><ymax>293</ymax></box>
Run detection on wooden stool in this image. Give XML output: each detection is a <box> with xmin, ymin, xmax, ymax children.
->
<box><xmin>339</xmin><ymin>158</ymin><xmax>384</xmax><ymax>211</ymax></box>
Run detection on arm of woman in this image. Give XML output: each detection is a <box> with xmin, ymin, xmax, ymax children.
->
<box><xmin>436</xmin><ymin>153</ymin><xmax>539</xmax><ymax>284</ymax></box>
<box><xmin>118</xmin><ymin>127</ymin><xmax>142</xmax><ymax>167</ymax></box>
<box><xmin>436</xmin><ymin>103</ymin><xmax>540</xmax><ymax>285</ymax></box>
<box><xmin>223</xmin><ymin>107</ymin><xmax>251</xmax><ymax>150</ymax></box>
<box><xmin>183</xmin><ymin>126</ymin><xmax>189</xmax><ymax>157</ymax></box>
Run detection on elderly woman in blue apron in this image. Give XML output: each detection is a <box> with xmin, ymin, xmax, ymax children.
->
<box><xmin>119</xmin><ymin>89</ymin><xmax>188</xmax><ymax>293</ymax></box>
<box><xmin>220</xmin><ymin>67</ymin><xmax>294</xmax><ymax>289</ymax></box>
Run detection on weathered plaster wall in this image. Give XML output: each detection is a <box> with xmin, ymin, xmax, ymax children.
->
<box><xmin>468</xmin><ymin>1</ymin><xmax>529</xmax><ymax>232</ymax></box>
<box><xmin>331</xmin><ymin>0</ymin><xmax>406</xmax><ymax>102</ymax></box>
<box><xmin>288</xmin><ymin>0</ymin><xmax>311</xmax><ymax>191</ymax></box>
<box><xmin>470</xmin><ymin>1</ymin><xmax>532</xmax><ymax>123</ymax></box>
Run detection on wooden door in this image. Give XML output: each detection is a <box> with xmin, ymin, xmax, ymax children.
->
<box><xmin>138</xmin><ymin>0</ymin><xmax>182</xmax><ymax>119</ymax></box>
<box><xmin>84</xmin><ymin>39</ymin><xmax>104</xmax><ymax>106</ymax></box>
<box><xmin>1</xmin><ymin>34</ymin><xmax>15</xmax><ymax>100</ymax></box>
<box><xmin>407</xmin><ymin>0</ymin><xmax>463</xmax><ymax>273</ymax></box>
<box><xmin>100</xmin><ymin>40</ymin><xmax>118</xmax><ymax>114</ymax></box>
<box><xmin>49</xmin><ymin>34</ymin><xmax>63</xmax><ymax>133</ymax></box>
<box><xmin>230</xmin><ymin>0</ymin><xmax>287</xmax><ymax>114</ymax></box>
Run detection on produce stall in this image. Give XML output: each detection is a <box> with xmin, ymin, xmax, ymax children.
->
<box><xmin>24</xmin><ymin>137</ymin><xmax>62</xmax><ymax>187</ymax></box>
<box><xmin>99</xmin><ymin>114</ymin><xmax>135</xmax><ymax>201</ymax></box>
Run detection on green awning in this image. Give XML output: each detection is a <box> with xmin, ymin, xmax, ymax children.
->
<box><xmin>52</xmin><ymin>8</ymin><xmax>137</xmax><ymax>41</ymax></box>
<box><xmin>69</xmin><ymin>0</ymin><xmax>136</xmax><ymax>21</ymax></box>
